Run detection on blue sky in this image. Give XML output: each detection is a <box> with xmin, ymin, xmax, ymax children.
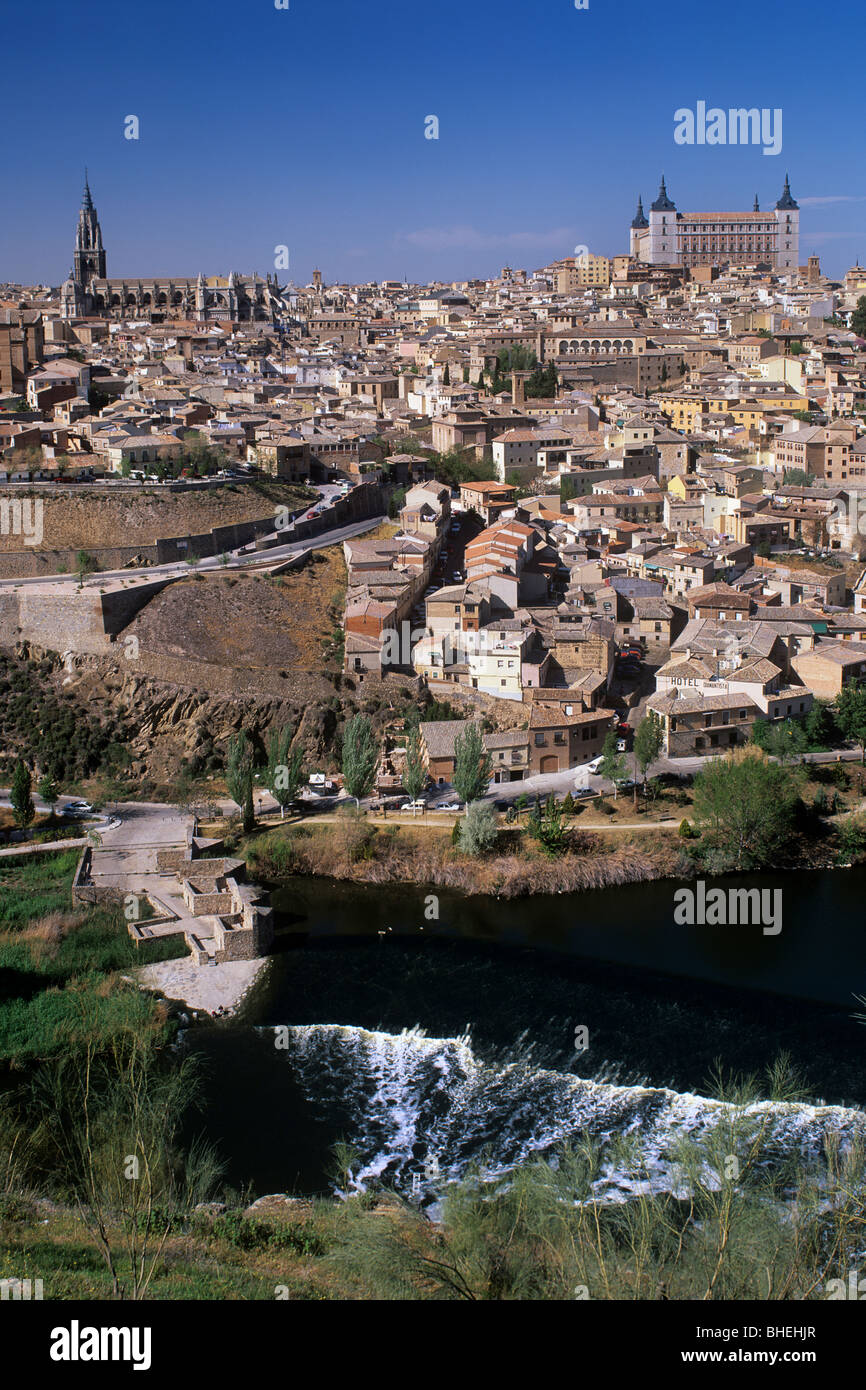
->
<box><xmin>2</xmin><ymin>0</ymin><xmax>864</xmax><ymax>286</ymax></box>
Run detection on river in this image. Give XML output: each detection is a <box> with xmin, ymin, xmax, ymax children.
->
<box><xmin>185</xmin><ymin>869</ymin><xmax>866</xmax><ymax>1202</ymax></box>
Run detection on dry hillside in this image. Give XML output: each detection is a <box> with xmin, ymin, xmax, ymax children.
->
<box><xmin>124</xmin><ymin>547</ymin><xmax>346</xmax><ymax>670</ymax></box>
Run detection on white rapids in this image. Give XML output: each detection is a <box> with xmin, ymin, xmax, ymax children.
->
<box><xmin>257</xmin><ymin>1023</ymin><xmax>866</xmax><ymax>1204</ymax></box>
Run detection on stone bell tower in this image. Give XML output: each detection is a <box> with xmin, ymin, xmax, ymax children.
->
<box><xmin>73</xmin><ymin>171</ymin><xmax>107</xmax><ymax>289</ymax></box>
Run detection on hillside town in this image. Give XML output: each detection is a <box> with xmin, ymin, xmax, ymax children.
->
<box><xmin>3</xmin><ymin>175</ymin><xmax>866</xmax><ymax>801</ymax></box>
<box><xmin>6</xmin><ymin>0</ymin><xmax>866</xmax><ymax>1325</ymax></box>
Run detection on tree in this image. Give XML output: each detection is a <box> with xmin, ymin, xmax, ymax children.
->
<box><xmin>835</xmin><ymin>683</ymin><xmax>866</xmax><ymax>763</ymax></box>
<box><xmin>226</xmin><ymin>730</ymin><xmax>256</xmax><ymax>832</ymax></box>
<box><xmin>442</xmin><ymin>362</ymin><xmax>450</xmax><ymax>385</ymax></box>
<box><xmin>560</xmin><ymin>474</ymin><xmax>578</xmax><ymax>505</ymax></box>
<box><xmin>782</xmin><ymin>468</ymin><xmax>815</xmax><ymax>487</ymax></box>
<box><xmin>457</xmin><ymin>801</ymin><xmax>498</xmax><ymax>855</ymax></box>
<box><xmin>265</xmin><ymin>727</ymin><xmax>304</xmax><ymax>818</ymax></box>
<box><xmin>804</xmin><ymin>700</ymin><xmax>835</xmax><ymax>750</ymax></box>
<box><xmin>10</xmin><ymin>759</ymin><xmax>35</xmax><ymax>830</ymax></box>
<box><xmin>852</xmin><ymin>296</ymin><xmax>866</xmax><ymax>340</ymax></box>
<box><xmin>526</xmin><ymin>795</ymin><xmax>570</xmax><ymax>856</ymax></box>
<box><xmin>402</xmin><ymin>725</ymin><xmax>427</xmax><ymax>810</ymax></box>
<box><xmin>341</xmin><ymin>714</ymin><xmax>378</xmax><ymax>803</ymax></box>
<box><xmin>691</xmin><ymin>752</ymin><xmax>801</xmax><ymax>870</ymax></box>
<box><xmin>634</xmin><ymin>713</ymin><xmax>664</xmax><ymax>795</ymax></box>
<box><xmin>452</xmin><ymin>724</ymin><xmax>493</xmax><ymax>809</ymax></box>
<box><xmin>598</xmin><ymin>731</ymin><xmax>627</xmax><ymax>798</ymax></box>
<box><xmin>76</xmin><ymin>550</ymin><xmax>96</xmax><ymax>587</ymax></box>
<box><xmin>758</xmin><ymin>718</ymin><xmax>809</xmax><ymax>764</ymax></box>
<box><xmin>388</xmin><ymin>486</ymin><xmax>407</xmax><ymax>520</ymax></box>
<box><xmin>38</xmin><ymin>772</ymin><xmax>60</xmax><ymax>820</ymax></box>
<box><xmin>837</xmin><ymin>814</ymin><xmax>866</xmax><ymax>864</ymax></box>
<box><xmin>32</xmin><ymin>1038</ymin><xmax>221</xmax><ymax>1301</ymax></box>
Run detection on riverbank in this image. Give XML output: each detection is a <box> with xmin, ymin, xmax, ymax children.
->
<box><xmin>132</xmin><ymin>953</ymin><xmax>271</xmax><ymax>1018</ymax></box>
<box><xmin>242</xmin><ymin>820</ymin><xmax>685</xmax><ymax>898</ymax></box>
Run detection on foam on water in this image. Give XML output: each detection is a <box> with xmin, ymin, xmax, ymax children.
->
<box><xmin>257</xmin><ymin>1023</ymin><xmax>866</xmax><ymax>1204</ymax></box>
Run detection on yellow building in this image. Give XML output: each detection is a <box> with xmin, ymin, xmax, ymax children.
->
<box><xmin>555</xmin><ymin>254</ymin><xmax>612</xmax><ymax>294</ymax></box>
<box><xmin>658</xmin><ymin>388</ymin><xmax>807</xmax><ymax>433</ymax></box>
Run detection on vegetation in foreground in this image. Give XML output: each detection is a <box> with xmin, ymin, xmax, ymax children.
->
<box><xmin>1</xmin><ymin>1058</ymin><xmax>863</xmax><ymax>1300</ymax></box>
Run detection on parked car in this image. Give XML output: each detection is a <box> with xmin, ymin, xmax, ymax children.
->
<box><xmin>452</xmin><ymin>571</ymin><xmax>463</xmax><ymax>582</ymax></box>
<box><xmin>437</xmin><ymin>801</ymin><xmax>463</xmax><ymax>812</ymax></box>
<box><xmin>574</xmin><ymin>787</ymin><xmax>596</xmax><ymax>799</ymax></box>
<box><xmin>371</xmin><ymin>794</ymin><xmax>408</xmax><ymax>811</ymax></box>
<box><xmin>403</xmin><ymin>799</ymin><xmax>429</xmax><ymax>812</ymax></box>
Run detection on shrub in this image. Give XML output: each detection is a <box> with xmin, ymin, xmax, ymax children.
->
<box><xmin>457</xmin><ymin>802</ymin><xmax>498</xmax><ymax>856</ymax></box>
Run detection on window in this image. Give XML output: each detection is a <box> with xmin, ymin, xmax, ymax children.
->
<box><xmin>534</xmin><ymin>734</ymin><xmax>546</xmax><ymax>747</ymax></box>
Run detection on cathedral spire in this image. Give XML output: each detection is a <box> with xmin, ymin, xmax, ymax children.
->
<box><xmin>71</xmin><ymin>172</ymin><xmax>106</xmax><ymax>304</ymax></box>
<box><xmin>754</xmin><ymin>194</ymin><xmax>760</xmax><ymax>212</ymax></box>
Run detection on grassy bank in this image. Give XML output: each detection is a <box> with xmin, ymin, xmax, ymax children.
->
<box><xmin>0</xmin><ymin>850</ymin><xmax>185</xmax><ymax>1063</ymax></box>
